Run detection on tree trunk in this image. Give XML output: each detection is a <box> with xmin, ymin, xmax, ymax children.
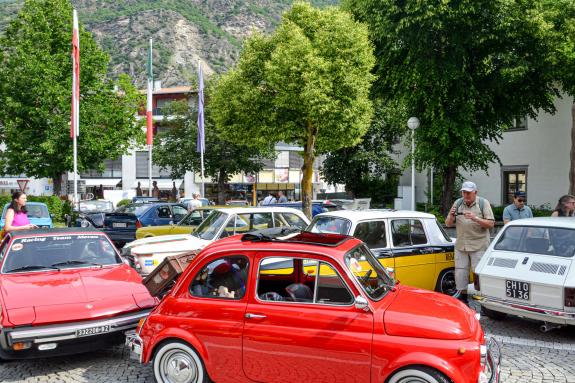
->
<box><xmin>302</xmin><ymin>122</ymin><xmax>317</xmax><ymax>219</ymax></box>
<box><xmin>570</xmin><ymin>103</ymin><xmax>575</xmax><ymax>195</ymax></box>
<box><xmin>52</xmin><ymin>174</ymin><xmax>63</xmax><ymax>196</ymax></box>
<box><xmin>440</xmin><ymin>165</ymin><xmax>457</xmax><ymax>216</ymax></box>
<box><xmin>217</xmin><ymin>169</ymin><xmax>227</xmax><ymax>206</ymax></box>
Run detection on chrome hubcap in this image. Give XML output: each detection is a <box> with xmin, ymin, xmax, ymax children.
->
<box><xmin>161</xmin><ymin>350</ymin><xmax>198</xmax><ymax>383</ymax></box>
<box><xmin>397</xmin><ymin>377</ymin><xmax>433</xmax><ymax>383</ymax></box>
<box><xmin>441</xmin><ymin>270</ymin><xmax>457</xmax><ymax>296</ymax></box>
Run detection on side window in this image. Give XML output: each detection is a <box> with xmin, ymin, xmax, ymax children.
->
<box><xmin>257</xmin><ymin>257</ymin><xmax>352</xmax><ymax>305</ymax></box>
<box><xmin>171</xmin><ymin>205</ymin><xmax>188</xmax><ymax>222</ymax></box>
<box><xmin>275</xmin><ymin>213</ymin><xmax>308</xmax><ymax>229</ymax></box>
<box><xmin>252</xmin><ymin>213</ymin><xmax>274</xmax><ymax>230</ymax></box>
<box><xmin>181</xmin><ymin>210</ymin><xmax>203</xmax><ymax>226</ymax></box>
<box><xmin>0</xmin><ymin>237</ymin><xmax>10</xmax><ymax>260</ymax></box>
<box><xmin>157</xmin><ymin>206</ymin><xmax>171</xmax><ymax>219</ymax></box>
<box><xmin>353</xmin><ymin>221</ymin><xmax>387</xmax><ymax>249</ymax></box>
<box><xmin>316</xmin><ymin>262</ymin><xmax>353</xmax><ymax>305</ymax></box>
<box><xmin>391</xmin><ymin>219</ymin><xmax>428</xmax><ymax>247</ymax></box>
<box><xmin>220</xmin><ymin>216</ymin><xmax>237</xmax><ymax>238</ymax></box>
<box><xmin>234</xmin><ymin>214</ymin><xmax>251</xmax><ymax>234</ymax></box>
<box><xmin>189</xmin><ymin>256</ymin><xmax>249</xmax><ymax>299</ymax></box>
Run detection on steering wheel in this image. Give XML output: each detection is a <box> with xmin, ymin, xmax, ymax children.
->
<box><xmin>359</xmin><ymin>269</ymin><xmax>373</xmax><ymax>285</ymax></box>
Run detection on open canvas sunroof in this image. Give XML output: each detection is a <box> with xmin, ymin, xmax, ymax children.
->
<box><xmin>241</xmin><ymin>228</ymin><xmax>350</xmax><ymax>247</ymax></box>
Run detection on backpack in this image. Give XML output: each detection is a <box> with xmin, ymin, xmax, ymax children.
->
<box><xmin>455</xmin><ymin>197</ymin><xmax>485</xmax><ymax>219</ymax></box>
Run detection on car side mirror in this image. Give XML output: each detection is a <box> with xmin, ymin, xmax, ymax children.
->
<box><xmin>354</xmin><ymin>296</ymin><xmax>370</xmax><ymax>312</ymax></box>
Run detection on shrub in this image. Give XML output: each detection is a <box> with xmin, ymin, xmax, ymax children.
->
<box><xmin>117</xmin><ymin>199</ymin><xmax>131</xmax><ymax>207</ymax></box>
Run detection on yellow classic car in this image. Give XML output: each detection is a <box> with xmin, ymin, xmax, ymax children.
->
<box><xmin>135</xmin><ymin>206</ymin><xmax>216</xmax><ymax>239</ymax></box>
<box><xmin>308</xmin><ymin>210</ymin><xmax>457</xmax><ymax>296</ymax></box>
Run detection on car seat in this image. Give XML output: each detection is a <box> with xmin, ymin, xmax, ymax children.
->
<box><xmin>285</xmin><ymin>283</ymin><xmax>313</xmax><ymax>302</ymax></box>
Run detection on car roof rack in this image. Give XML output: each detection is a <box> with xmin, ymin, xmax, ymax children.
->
<box><xmin>241</xmin><ymin>228</ymin><xmax>351</xmax><ymax>247</ymax></box>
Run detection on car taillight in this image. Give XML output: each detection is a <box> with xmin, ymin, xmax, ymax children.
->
<box><xmin>473</xmin><ymin>273</ymin><xmax>480</xmax><ymax>292</ymax></box>
<box><xmin>565</xmin><ymin>287</ymin><xmax>575</xmax><ymax>307</ymax></box>
<box><xmin>135</xmin><ymin>220</ymin><xmax>142</xmax><ymax>229</ymax></box>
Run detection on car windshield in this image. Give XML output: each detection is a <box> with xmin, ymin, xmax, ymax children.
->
<box><xmin>494</xmin><ymin>225</ymin><xmax>575</xmax><ymax>258</ymax></box>
<box><xmin>26</xmin><ymin>204</ymin><xmax>49</xmax><ymax>219</ymax></box>
<box><xmin>192</xmin><ymin>211</ymin><xmax>229</xmax><ymax>240</ymax></box>
<box><xmin>78</xmin><ymin>201</ymin><xmax>114</xmax><ymax>213</ymax></box>
<box><xmin>344</xmin><ymin>245</ymin><xmax>395</xmax><ymax>300</ymax></box>
<box><xmin>308</xmin><ymin>216</ymin><xmax>352</xmax><ymax>235</ymax></box>
<box><xmin>115</xmin><ymin>204</ymin><xmax>149</xmax><ymax>215</ymax></box>
<box><xmin>2</xmin><ymin>234</ymin><xmax>121</xmax><ymax>273</ymax></box>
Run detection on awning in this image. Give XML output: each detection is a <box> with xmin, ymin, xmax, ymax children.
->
<box><xmin>133</xmin><ymin>180</ymin><xmax>183</xmax><ymax>189</ymax></box>
<box><xmin>83</xmin><ymin>179</ymin><xmax>122</xmax><ymax>187</ymax></box>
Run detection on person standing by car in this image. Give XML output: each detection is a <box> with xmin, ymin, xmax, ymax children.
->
<box><xmin>260</xmin><ymin>192</ymin><xmax>277</xmax><ymax>206</ymax></box>
<box><xmin>187</xmin><ymin>193</ymin><xmax>203</xmax><ymax>212</ymax></box>
<box><xmin>136</xmin><ymin>182</ymin><xmax>143</xmax><ymax>197</ymax></box>
<box><xmin>152</xmin><ymin>181</ymin><xmax>160</xmax><ymax>199</ymax></box>
<box><xmin>503</xmin><ymin>192</ymin><xmax>533</xmax><ymax>224</ymax></box>
<box><xmin>277</xmin><ymin>191</ymin><xmax>288</xmax><ymax>203</ymax></box>
<box><xmin>551</xmin><ymin>194</ymin><xmax>575</xmax><ymax>217</ymax></box>
<box><xmin>445</xmin><ymin>181</ymin><xmax>494</xmax><ymax>305</ymax></box>
<box><xmin>3</xmin><ymin>191</ymin><xmax>37</xmax><ymax>233</ymax></box>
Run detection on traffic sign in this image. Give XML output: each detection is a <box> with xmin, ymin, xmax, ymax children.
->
<box><xmin>16</xmin><ymin>179</ymin><xmax>29</xmax><ymax>192</ymax></box>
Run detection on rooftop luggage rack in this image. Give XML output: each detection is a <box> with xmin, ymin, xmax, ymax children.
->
<box><xmin>241</xmin><ymin>228</ymin><xmax>351</xmax><ymax>247</ymax></box>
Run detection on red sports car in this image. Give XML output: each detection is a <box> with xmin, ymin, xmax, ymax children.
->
<box><xmin>0</xmin><ymin>228</ymin><xmax>156</xmax><ymax>359</ymax></box>
<box><xmin>127</xmin><ymin>229</ymin><xmax>500</xmax><ymax>383</ymax></box>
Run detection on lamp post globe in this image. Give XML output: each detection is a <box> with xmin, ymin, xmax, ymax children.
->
<box><xmin>407</xmin><ymin>117</ymin><xmax>419</xmax><ymax>211</ymax></box>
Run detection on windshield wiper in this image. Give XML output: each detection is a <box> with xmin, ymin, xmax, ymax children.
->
<box><xmin>51</xmin><ymin>260</ymin><xmax>102</xmax><ymax>268</ymax></box>
<box><xmin>7</xmin><ymin>265</ymin><xmax>60</xmax><ymax>273</ymax></box>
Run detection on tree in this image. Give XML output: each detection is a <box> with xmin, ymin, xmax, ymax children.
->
<box><xmin>343</xmin><ymin>0</ymin><xmax>570</xmax><ymax>214</ymax></box>
<box><xmin>152</xmin><ymin>100</ymin><xmax>274</xmax><ymax>205</ymax></box>
<box><xmin>210</xmin><ymin>2</ymin><xmax>375</xmax><ymax>218</ymax></box>
<box><xmin>0</xmin><ymin>0</ymin><xmax>143</xmax><ymax>194</ymax></box>
<box><xmin>321</xmin><ymin>99</ymin><xmax>405</xmax><ymax>197</ymax></box>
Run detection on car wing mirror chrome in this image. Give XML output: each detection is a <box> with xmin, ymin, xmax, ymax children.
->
<box><xmin>354</xmin><ymin>296</ymin><xmax>370</xmax><ymax>312</ymax></box>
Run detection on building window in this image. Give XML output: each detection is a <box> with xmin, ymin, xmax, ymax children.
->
<box><xmin>507</xmin><ymin>116</ymin><xmax>528</xmax><ymax>131</ymax></box>
<box><xmin>81</xmin><ymin>158</ymin><xmax>122</xmax><ymax>178</ymax></box>
<box><xmin>136</xmin><ymin>151</ymin><xmax>171</xmax><ymax>178</ymax></box>
<box><xmin>502</xmin><ymin>167</ymin><xmax>527</xmax><ymax>205</ymax></box>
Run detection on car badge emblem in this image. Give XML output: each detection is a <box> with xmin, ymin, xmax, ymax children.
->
<box><xmin>86</xmin><ymin>304</ymin><xmax>94</xmax><ymax>309</ymax></box>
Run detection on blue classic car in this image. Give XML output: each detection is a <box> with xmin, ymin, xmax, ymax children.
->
<box><xmin>102</xmin><ymin>203</ymin><xmax>188</xmax><ymax>247</ymax></box>
<box><xmin>0</xmin><ymin>202</ymin><xmax>53</xmax><ymax>229</ymax></box>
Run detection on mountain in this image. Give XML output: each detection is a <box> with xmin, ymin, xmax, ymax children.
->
<box><xmin>0</xmin><ymin>0</ymin><xmax>339</xmax><ymax>87</ymax></box>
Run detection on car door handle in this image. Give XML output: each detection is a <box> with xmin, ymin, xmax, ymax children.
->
<box><xmin>245</xmin><ymin>313</ymin><xmax>266</xmax><ymax>319</ymax></box>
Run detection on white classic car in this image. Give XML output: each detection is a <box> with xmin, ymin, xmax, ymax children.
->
<box><xmin>475</xmin><ymin>217</ymin><xmax>575</xmax><ymax>331</ymax></box>
<box><xmin>123</xmin><ymin>207</ymin><xmax>310</xmax><ymax>275</ymax></box>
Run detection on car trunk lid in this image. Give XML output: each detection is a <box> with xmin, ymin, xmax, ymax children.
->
<box><xmin>103</xmin><ymin>212</ymin><xmax>138</xmax><ymax>231</ymax></box>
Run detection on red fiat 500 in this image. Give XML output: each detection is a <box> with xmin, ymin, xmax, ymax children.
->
<box><xmin>0</xmin><ymin>228</ymin><xmax>156</xmax><ymax>359</ymax></box>
<box><xmin>127</xmin><ymin>230</ymin><xmax>500</xmax><ymax>383</ymax></box>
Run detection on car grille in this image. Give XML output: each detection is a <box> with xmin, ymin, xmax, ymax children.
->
<box><xmin>529</xmin><ymin>262</ymin><xmax>567</xmax><ymax>276</ymax></box>
<box><xmin>487</xmin><ymin>257</ymin><xmax>518</xmax><ymax>269</ymax></box>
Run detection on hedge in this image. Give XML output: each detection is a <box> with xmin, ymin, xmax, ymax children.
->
<box><xmin>0</xmin><ymin>194</ymin><xmax>72</xmax><ymax>223</ymax></box>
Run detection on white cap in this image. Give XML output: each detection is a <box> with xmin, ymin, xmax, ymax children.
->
<box><xmin>461</xmin><ymin>181</ymin><xmax>477</xmax><ymax>192</ymax></box>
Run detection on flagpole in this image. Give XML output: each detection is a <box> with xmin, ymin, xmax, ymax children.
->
<box><xmin>197</xmin><ymin>60</ymin><xmax>205</xmax><ymax>198</ymax></box>
<box><xmin>72</xmin><ymin>9</ymin><xmax>80</xmax><ymax>207</ymax></box>
<box><xmin>146</xmin><ymin>38</ymin><xmax>154</xmax><ymax>196</ymax></box>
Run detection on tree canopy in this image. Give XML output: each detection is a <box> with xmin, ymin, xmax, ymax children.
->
<box><xmin>152</xmin><ymin>100</ymin><xmax>274</xmax><ymax>205</ymax></box>
<box><xmin>342</xmin><ymin>0</ymin><xmax>574</xmax><ymax>212</ymax></box>
<box><xmin>0</xmin><ymin>0</ymin><xmax>143</xmax><ymax>194</ymax></box>
<box><xmin>210</xmin><ymin>2</ymin><xmax>375</xmax><ymax>217</ymax></box>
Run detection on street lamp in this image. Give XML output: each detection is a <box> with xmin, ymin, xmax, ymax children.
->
<box><xmin>407</xmin><ymin>117</ymin><xmax>420</xmax><ymax>211</ymax></box>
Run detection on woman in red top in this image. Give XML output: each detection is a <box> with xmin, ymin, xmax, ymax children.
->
<box><xmin>3</xmin><ymin>191</ymin><xmax>37</xmax><ymax>233</ymax></box>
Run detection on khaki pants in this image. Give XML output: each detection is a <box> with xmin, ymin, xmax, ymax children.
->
<box><xmin>455</xmin><ymin>249</ymin><xmax>484</xmax><ymax>291</ymax></box>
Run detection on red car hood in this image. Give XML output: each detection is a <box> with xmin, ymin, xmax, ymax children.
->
<box><xmin>0</xmin><ymin>265</ymin><xmax>155</xmax><ymax>326</ymax></box>
<box><xmin>384</xmin><ymin>286</ymin><xmax>475</xmax><ymax>340</ymax></box>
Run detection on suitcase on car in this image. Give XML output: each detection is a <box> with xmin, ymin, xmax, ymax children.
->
<box><xmin>143</xmin><ymin>251</ymin><xmax>199</xmax><ymax>297</ymax></box>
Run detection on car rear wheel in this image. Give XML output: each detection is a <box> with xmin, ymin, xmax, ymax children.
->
<box><xmin>154</xmin><ymin>341</ymin><xmax>208</xmax><ymax>383</ymax></box>
<box><xmin>435</xmin><ymin>269</ymin><xmax>458</xmax><ymax>297</ymax></box>
<box><xmin>388</xmin><ymin>366</ymin><xmax>452</xmax><ymax>383</ymax></box>
<box><xmin>481</xmin><ymin>305</ymin><xmax>507</xmax><ymax>320</ymax></box>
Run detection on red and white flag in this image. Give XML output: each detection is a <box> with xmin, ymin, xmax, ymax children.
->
<box><xmin>70</xmin><ymin>9</ymin><xmax>80</xmax><ymax>138</ymax></box>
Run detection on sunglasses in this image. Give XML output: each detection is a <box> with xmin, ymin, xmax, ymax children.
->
<box><xmin>516</xmin><ymin>199</ymin><xmax>525</xmax><ymax>203</ymax></box>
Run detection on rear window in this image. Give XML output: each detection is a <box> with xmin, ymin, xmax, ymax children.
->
<box><xmin>115</xmin><ymin>204</ymin><xmax>149</xmax><ymax>215</ymax></box>
<box><xmin>308</xmin><ymin>216</ymin><xmax>352</xmax><ymax>235</ymax></box>
<box><xmin>494</xmin><ymin>226</ymin><xmax>575</xmax><ymax>258</ymax></box>
<box><xmin>2</xmin><ymin>234</ymin><xmax>120</xmax><ymax>273</ymax></box>
<box><xmin>26</xmin><ymin>204</ymin><xmax>49</xmax><ymax>219</ymax></box>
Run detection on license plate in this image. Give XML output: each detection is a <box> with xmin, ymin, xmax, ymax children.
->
<box><xmin>76</xmin><ymin>325</ymin><xmax>110</xmax><ymax>337</ymax></box>
<box><xmin>112</xmin><ymin>222</ymin><xmax>127</xmax><ymax>228</ymax></box>
<box><xmin>505</xmin><ymin>279</ymin><xmax>530</xmax><ymax>300</ymax></box>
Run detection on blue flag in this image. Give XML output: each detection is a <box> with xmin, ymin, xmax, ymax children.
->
<box><xmin>197</xmin><ymin>62</ymin><xmax>205</xmax><ymax>154</ymax></box>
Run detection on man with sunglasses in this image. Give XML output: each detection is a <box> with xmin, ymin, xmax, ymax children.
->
<box><xmin>503</xmin><ymin>191</ymin><xmax>533</xmax><ymax>225</ymax></box>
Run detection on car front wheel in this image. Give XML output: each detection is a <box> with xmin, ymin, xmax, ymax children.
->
<box><xmin>388</xmin><ymin>366</ymin><xmax>452</xmax><ymax>383</ymax></box>
<box><xmin>153</xmin><ymin>341</ymin><xmax>208</xmax><ymax>383</ymax></box>
<box><xmin>435</xmin><ymin>268</ymin><xmax>458</xmax><ymax>297</ymax></box>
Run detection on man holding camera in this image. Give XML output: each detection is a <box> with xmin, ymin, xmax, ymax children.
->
<box><xmin>445</xmin><ymin>181</ymin><xmax>494</xmax><ymax>305</ymax></box>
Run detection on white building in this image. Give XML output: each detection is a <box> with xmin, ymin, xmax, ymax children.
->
<box><xmin>397</xmin><ymin>95</ymin><xmax>574</xmax><ymax>209</ymax></box>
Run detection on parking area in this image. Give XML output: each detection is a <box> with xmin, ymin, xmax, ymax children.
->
<box><xmin>2</xmin><ymin>303</ymin><xmax>575</xmax><ymax>383</ymax></box>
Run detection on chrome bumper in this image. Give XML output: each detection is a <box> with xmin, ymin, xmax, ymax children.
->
<box><xmin>480</xmin><ymin>297</ymin><xmax>575</xmax><ymax>325</ymax></box>
<box><xmin>125</xmin><ymin>331</ymin><xmax>143</xmax><ymax>363</ymax></box>
<box><xmin>481</xmin><ymin>337</ymin><xmax>501</xmax><ymax>383</ymax></box>
<box><xmin>6</xmin><ymin>310</ymin><xmax>151</xmax><ymax>346</ymax></box>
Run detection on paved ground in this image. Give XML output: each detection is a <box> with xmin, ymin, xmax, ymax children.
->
<box><xmin>1</xmin><ymin>304</ymin><xmax>575</xmax><ymax>382</ymax></box>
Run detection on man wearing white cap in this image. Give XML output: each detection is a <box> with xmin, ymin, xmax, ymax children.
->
<box><xmin>445</xmin><ymin>181</ymin><xmax>494</xmax><ymax>305</ymax></box>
